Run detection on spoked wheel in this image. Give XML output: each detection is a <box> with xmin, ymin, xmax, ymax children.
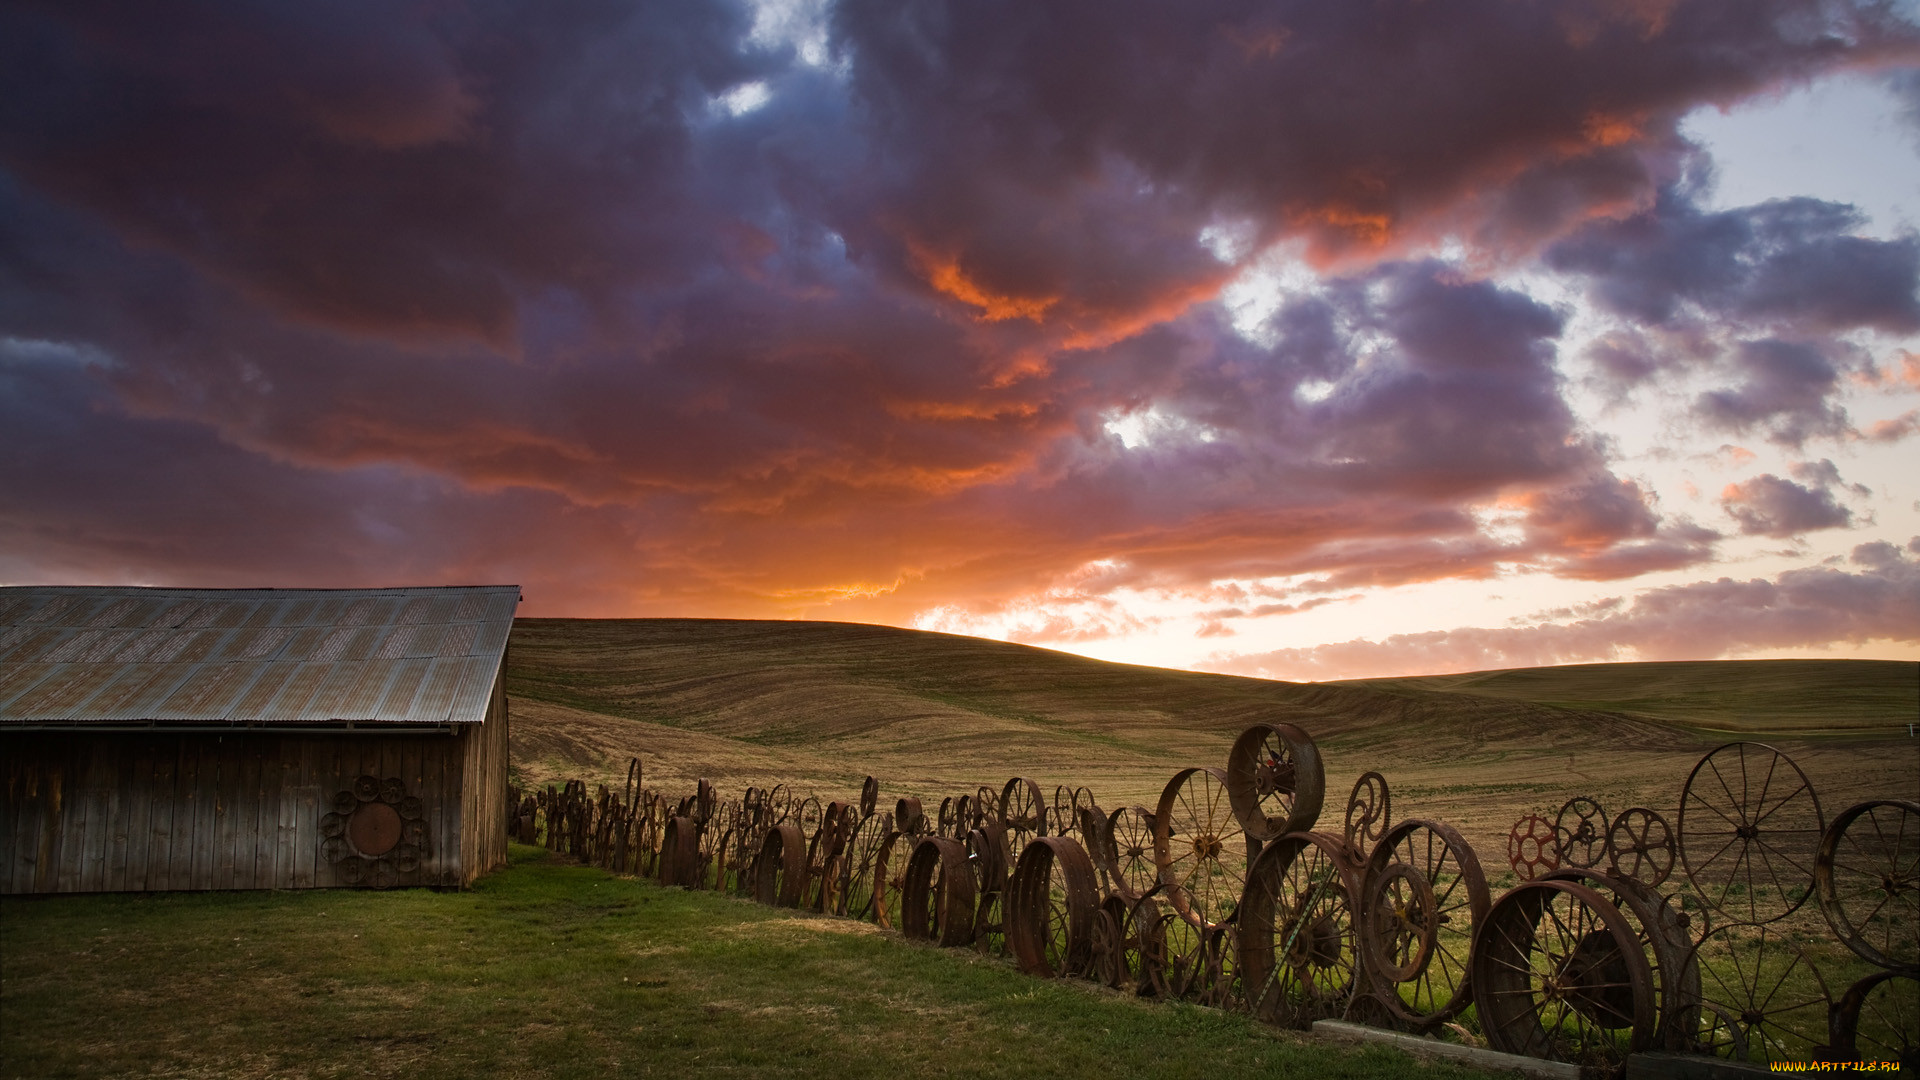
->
<box><xmin>1001</xmin><ymin>777</ymin><xmax>1048</xmax><ymax>843</ymax></box>
<box><xmin>1096</xmin><ymin>894</ymin><xmax>1133</xmax><ymax>988</ymax></box>
<box><xmin>1556</xmin><ymin>796</ymin><xmax>1610</xmax><ymax>870</ymax></box>
<box><xmin>1238</xmin><ymin>831</ymin><xmax>1365</xmax><ymax>1029</ymax></box>
<box><xmin>1684</xmin><ymin>921</ymin><xmax>1832</xmax><ymax>1064</ymax></box>
<box><xmin>754</xmin><ymin>824</ymin><xmax>808</xmax><ymax>908</ymax></box>
<box><xmin>841</xmin><ymin>811</ymin><xmax>891</xmax><ymax>919</ymax></box>
<box><xmin>1006</xmin><ymin>836</ymin><xmax>1100</xmax><ymax>978</ymax></box>
<box><xmin>1544</xmin><ymin>868</ymin><xmax>1700</xmax><ymax>1051</ymax></box>
<box><xmin>1225</xmin><ymin>723</ymin><xmax>1325</xmax><ymax>842</ymax></box>
<box><xmin>1814</xmin><ymin>799</ymin><xmax>1919</xmax><ymax>972</ymax></box>
<box><xmin>1155</xmin><ymin>767</ymin><xmax>1249</xmax><ymax>930</ymax></box>
<box><xmin>1830</xmin><ymin>970</ymin><xmax>1917</xmax><ymax>1070</ymax></box>
<box><xmin>1678</xmin><ymin>742</ymin><xmax>1825</xmax><ymax>924</ymax></box>
<box><xmin>1606</xmin><ymin>807</ymin><xmax>1676</xmax><ymax>888</ymax></box>
<box><xmin>1132</xmin><ymin>896</ymin><xmax>1173</xmax><ymax>998</ymax></box>
<box><xmin>936</xmin><ymin>796</ymin><xmax>957</xmax><ymax>838</ymax></box>
<box><xmin>1363</xmin><ymin>818</ymin><xmax>1490</xmax><ymax>1028</ymax></box>
<box><xmin>1344</xmin><ymin>771</ymin><xmax>1391</xmax><ymax>857</ymax></box>
<box><xmin>973</xmin><ymin>786</ymin><xmax>998</xmax><ymax>831</ymax></box>
<box><xmin>869</xmin><ymin>830</ymin><xmax>910</xmax><ymax>929</ymax></box>
<box><xmin>859</xmin><ymin>776</ymin><xmax>880</xmax><ymax>820</ymax></box>
<box><xmin>1091</xmin><ymin>904</ymin><xmax>1127</xmax><ymax>989</ymax></box>
<box><xmin>1103</xmin><ymin>805</ymin><xmax>1159</xmax><ymax>902</ymax></box>
<box><xmin>1470</xmin><ymin>879</ymin><xmax>1656</xmax><ymax>1072</ymax></box>
<box><xmin>969</xmin><ymin>821</ymin><xmax>1014</xmax><ymax>957</ymax></box>
<box><xmin>902</xmin><ymin>836</ymin><xmax>975</xmax><ymax>947</ymax></box>
<box><xmin>1052</xmin><ymin>785</ymin><xmax>1077</xmax><ymax>844</ymax></box>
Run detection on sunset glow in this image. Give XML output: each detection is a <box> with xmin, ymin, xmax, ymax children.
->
<box><xmin>3</xmin><ymin>0</ymin><xmax>1917</xmax><ymax>680</ymax></box>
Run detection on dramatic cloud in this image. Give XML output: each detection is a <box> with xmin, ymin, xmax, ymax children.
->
<box><xmin>1215</xmin><ymin>539</ymin><xmax>1920</xmax><ymax>680</ymax></box>
<box><xmin>3</xmin><ymin>0</ymin><xmax>1917</xmax><ymax>673</ymax></box>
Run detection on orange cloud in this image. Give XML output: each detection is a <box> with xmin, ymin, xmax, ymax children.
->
<box><xmin>910</xmin><ymin>243</ymin><xmax>1060</xmax><ymax>323</ymax></box>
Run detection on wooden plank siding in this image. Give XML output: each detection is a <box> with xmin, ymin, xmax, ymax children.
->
<box><xmin>0</xmin><ymin>718</ymin><xmax>504</xmax><ymax>893</ymax></box>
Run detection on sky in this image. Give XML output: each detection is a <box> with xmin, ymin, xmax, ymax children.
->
<box><xmin>3</xmin><ymin>0</ymin><xmax>1919</xmax><ymax>682</ymax></box>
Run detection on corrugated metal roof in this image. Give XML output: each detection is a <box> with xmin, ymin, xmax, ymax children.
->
<box><xmin>0</xmin><ymin>586</ymin><xmax>519</xmax><ymax>725</ymax></box>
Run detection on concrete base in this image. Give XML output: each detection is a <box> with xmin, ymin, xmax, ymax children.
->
<box><xmin>1311</xmin><ymin>1019</ymin><xmax>1582</xmax><ymax>1079</ymax></box>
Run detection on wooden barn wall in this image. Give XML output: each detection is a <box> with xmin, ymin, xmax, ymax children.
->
<box><xmin>0</xmin><ymin>729</ymin><xmax>480</xmax><ymax>894</ymax></box>
<box><xmin>455</xmin><ymin>674</ymin><xmax>510</xmax><ymax>885</ymax></box>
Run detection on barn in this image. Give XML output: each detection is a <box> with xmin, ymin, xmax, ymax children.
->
<box><xmin>0</xmin><ymin>585</ymin><xmax>518</xmax><ymax>894</ymax></box>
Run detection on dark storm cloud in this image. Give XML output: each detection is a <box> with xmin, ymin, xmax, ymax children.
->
<box><xmin>2</xmin><ymin>0</ymin><xmax>1915</xmax><ymax>628</ymax></box>
<box><xmin>1547</xmin><ymin>189</ymin><xmax>1920</xmax><ymax>333</ymax></box>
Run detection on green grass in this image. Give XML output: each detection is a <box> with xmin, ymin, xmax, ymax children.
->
<box><xmin>2</xmin><ymin>845</ymin><xmax>1507</xmax><ymax>1080</ymax></box>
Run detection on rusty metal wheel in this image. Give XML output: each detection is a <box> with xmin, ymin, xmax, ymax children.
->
<box><xmin>968</xmin><ymin>821</ymin><xmax>1014</xmax><ymax>956</ymax></box>
<box><xmin>1344</xmin><ymin>771</ymin><xmax>1391</xmax><ymax>855</ymax></box>
<box><xmin>754</xmin><ymin>823</ymin><xmax>807</xmax><ymax>908</ymax></box>
<box><xmin>1102</xmin><ymin>805</ymin><xmax>1159</xmax><ymax>902</ymax></box>
<box><xmin>660</xmin><ymin>814</ymin><xmax>700</xmax><ymax>888</ymax></box>
<box><xmin>1544</xmin><ymin>867</ymin><xmax>1699</xmax><ymax>1051</ymax></box>
<box><xmin>1225</xmin><ymin>723</ymin><xmax>1325</xmax><ymax>842</ymax></box>
<box><xmin>1470</xmin><ymin>878</ymin><xmax>1657</xmax><ymax>1071</ymax></box>
<box><xmin>1052</xmin><ymin>785</ymin><xmax>1076</xmax><ymax>843</ymax></box>
<box><xmin>902</xmin><ymin>836</ymin><xmax>975</xmax><ymax>947</ymax></box>
<box><xmin>1091</xmin><ymin>905</ymin><xmax>1126</xmax><ymax>988</ymax></box>
<box><xmin>870</xmin><ymin>829</ymin><xmax>910</xmax><ymax>928</ymax></box>
<box><xmin>937</xmin><ymin>796</ymin><xmax>957</xmax><ymax>838</ymax></box>
<box><xmin>353</xmin><ymin>775</ymin><xmax>380</xmax><ymax>802</ymax></box>
<box><xmin>1555</xmin><ymin>796</ymin><xmax>1610</xmax><ymax>870</ymax></box>
<box><xmin>1238</xmin><ymin>831</ymin><xmax>1364</xmax><ymax>1028</ymax></box>
<box><xmin>1815</xmin><ymin>799</ymin><xmax>1919</xmax><ymax>973</ymax></box>
<box><xmin>1132</xmin><ymin>895</ymin><xmax>1171</xmax><ymax>998</ymax></box>
<box><xmin>860</xmin><ymin>775</ymin><xmax>880</xmax><ymax>820</ymax></box>
<box><xmin>1606</xmin><ymin>807</ymin><xmax>1675</xmax><ymax>887</ymax></box>
<box><xmin>842</xmin><ymin>812</ymin><xmax>891</xmax><ymax>919</ymax></box>
<box><xmin>711</xmin><ymin>828</ymin><xmax>735</xmax><ymax>894</ymax></box>
<box><xmin>1830</xmin><ymin>969</ymin><xmax>1917</xmax><ymax>1070</ymax></box>
<box><xmin>1155</xmin><ymin>767</ymin><xmax>1248</xmax><ymax>930</ymax></box>
<box><xmin>1362</xmin><ymin>818</ymin><xmax>1489</xmax><ymax>1028</ymax></box>
<box><xmin>1007</xmin><ymin>836</ymin><xmax>1100</xmax><ymax>978</ymax></box>
<box><xmin>1001</xmin><ymin>777</ymin><xmax>1047</xmax><ymax>841</ymax></box>
<box><xmin>1683</xmin><ymin>921</ymin><xmax>1832</xmax><ymax>1064</ymax></box>
<box><xmin>1508</xmin><ymin>814</ymin><xmax>1560</xmax><ymax>882</ymax></box>
<box><xmin>895</xmin><ymin>797</ymin><xmax>926</xmax><ymax>836</ymax></box>
<box><xmin>1679</xmin><ymin>742</ymin><xmax>1825</xmax><ymax>925</ymax></box>
<box><xmin>1098</xmin><ymin>894</ymin><xmax>1134</xmax><ymax>987</ymax></box>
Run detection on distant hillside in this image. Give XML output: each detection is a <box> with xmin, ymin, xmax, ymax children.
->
<box><xmin>1340</xmin><ymin>659</ymin><xmax>1917</xmax><ymax>737</ymax></box>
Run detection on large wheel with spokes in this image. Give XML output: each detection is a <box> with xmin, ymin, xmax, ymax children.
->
<box><xmin>1544</xmin><ymin>867</ymin><xmax>1700</xmax><ymax>1052</ymax></box>
<box><xmin>902</xmin><ymin>836</ymin><xmax>975</xmax><ymax>947</ymax></box>
<box><xmin>1237</xmin><ymin>831</ymin><xmax>1365</xmax><ymax>1029</ymax></box>
<box><xmin>1155</xmin><ymin>767</ymin><xmax>1249</xmax><ymax>930</ymax></box>
<box><xmin>1225</xmin><ymin>723</ymin><xmax>1324</xmax><ymax>841</ymax></box>
<box><xmin>1006</xmin><ymin>836</ymin><xmax>1101</xmax><ymax>978</ymax></box>
<box><xmin>1361</xmin><ymin>818</ymin><xmax>1489</xmax><ymax>1028</ymax></box>
<box><xmin>1001</xmin><ymin>777</ymin><xmax>1048</xmax><ymax>843</ymax></box>
<box><xmin>1102</xmin><ymin>805</ymin><xmax>1159</xmax><ymax>902</ymax></box>
<box><xmin>869</xmin><ymin>830</ymin><xmax>910</xmax><ymax>929</ymax></box>
<box><xmin>1830</xmin><ymin>969</ymin><xmax>1917</xmax><ymax>1071</ymax></box>
<box><xmin>1683</xmin><ymin>921</ymin><xmax>1831</xmax><ymax>1064</ymax></box>
<box><xmin>1678</xmin><ymin>742</ymin><xmax>1825</xmax><ymax>924</ymax></box>
<box><xmin>1815</xmin><ymin>799</ymin><xmax>1919</xmax><ymax>973</ymax></box>
<box><xmin>1470</xmin><ymin>879</ymin><xmax>1657</xmax><ymax>1072</ymax></box>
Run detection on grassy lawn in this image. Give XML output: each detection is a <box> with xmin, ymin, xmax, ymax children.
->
<box><xmin>2</xmin><ymin>845</ymin><xmax>1506</xmax><ymax>1080</ymax></box>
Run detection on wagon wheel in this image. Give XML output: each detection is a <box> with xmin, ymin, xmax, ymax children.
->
<box><xmin>711</xmin><ymin>828</ymin><xmax>734</xmax><ymax>895</ymax></box>
<box><xmin>1225</xmin><ymin>723</ymin><xmax>1325</xmax><ymax>841</ymax></box>
<box><xmin>1830</xmin><ymin>970</ymin><xmax>1917</xmax><ymax>1070</ymax></box>
<box><xmin>1555</xmin><ymin>796</ymin><xmax>1610</xmax><ymax>870</ymax></box>
<box><xmin>1238</xmin><ymin>831</ymin><xmax>1364</xmax><ymax>1028</ymax></box>
<box><xmin>1193</xmin><ymin>923</ymin><xmax>1239</xmax><ymax>1009</ymax></box>
<box><xmin>842</xmin><ymin>812</ymin><xmax>892</xmax><ymax>920</ymax></box>
<box><xmin>1679</xmin><ymin>742</ymin><xmax>1825</xmax><ymax>924</ymax></box>
<box><xmin>1070</xmin><ymin>787</ymin><xmax>1097</xmax><ymax>846</ymax></box>
<box><xmin>860</xmin><ymin>775</ymin><xmax>880</xmax><ymax>820</ymax></box>
<box><xmin>1508</xmin><ymin>814</ymin><xmax>1560</xmax><ymax>882</ymax></box>
<box><xmin>1344</xmin><ymin>771</ymin><xmax>1391</xmax><ymax>855</ymax></box>
<box><xmin>353</xmin><ymin>775</ymin><xmax>381</xmax><ymax>802</ymax></box>
<box><xmin>1102</xmin><ymin>806</ymin><xmax>1158</xmax><ymax>902</ymax></box>
<box><xmin>1052</xmin><ymin>785</ymin><xmax>1076</xmax><ymax>843</ymax></box>
<box><xmin>1814</xmin><ymin>798</ymin><xmax>1919</xmax><ymax>972</ymax></box>
<box><xmin>659</xmin><ymin>815</ymin><xmax>700</xmax><ymax>888</ymax></box>
<box><xmin>1544</xmin><ymin>867</ymin><xmax>1700</xmax><ymax>1051</ymax></box>
<box><xmin>793</xmin><ymin>795</ymin><xmax>825</xmax><ymax>844</ymax></box>
<box><xmin>1469</xmin><ymin>879</ymin><xmax>1657</xmax><ymax>1071</ymax></box>
<box><xmin>1007</xmin><ymin>836</ymin><xmax>1100</xmax><ymax>978</ymax></box>
<box><xmin>968</xmin><ymin>821</ymin><xmax>1014</xmax><ymax>956</ymax></box>
<box><xmin>1607</xmin><ymin>807</ymin><xmax>1676</xmax><ymax>887</ymax></box>
<box><xmin>1091</xmin><ymin>906</ymin><xmax>1126</xmax><ymax>989</ymax></box>
<box><xmin>902</xmin><ymin>836</ymin><xmax>975</xmax><ymax>947</ymax></box>
<box><xmin>869</xmin><ymin>830</ymin><xmax>910</xmax><ymax>929</ymax></box>
<box><xmin>1130</xmin><ymin>895</ymin><xmax>1172</xmax><ymax>998</ymax></box>
<box><xmin>973</xmin><ymin>785</ymin><xmax>998</xmax><ymax>831</ymax></box>
<box><xmin>379</xmin><ymin>777</ymin><xmax>406</xmax><ymax>805</ymax></box>
<box><xmin>1362</xmin><ymin>817</ymin><xmax>1490</xmax><ymax>1028</ymax></box>
<box><xmin>754</xmin><ymin>824</ymin><xmax>808</xmax><ymax>908</ymax></box>
<box><xmin>1683</xmin><ymin>921</ymin><xmax>1831</xmax><ymax>1064</ymax></box>
<box><xmin>1155</xmin><ymin>767</ymin><xmax>1248</xmax><ymax>930</ymax></box>
<box><xmin>1363</xmin><ymin>864</ymin><xmax>1436</xmax><ymax>986</ymax></box>
<box><xmin>936</xmin><ymin>796</ymin><xmax>957</xmax><ymax>838</ymax></box>
<box><xmin>697</xmin><ymin>814</ymin><xmax>728</xmax><ymax>889</ymax></box>
<box><xmin>1001</xmin><ymin>777</ymin><xmax>1048</xmax><ymax>841</ymax></box>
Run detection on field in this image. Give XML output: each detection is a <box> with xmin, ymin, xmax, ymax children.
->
<box><xmin>1</xmin><ymin>844</ymin><xmax>1505</xmax><ymax>1080</ymax></box>
<box><xmin>504</xmin><ymin>619</ymin><xmax>1920</xmax><ymax>872</ymax></box>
